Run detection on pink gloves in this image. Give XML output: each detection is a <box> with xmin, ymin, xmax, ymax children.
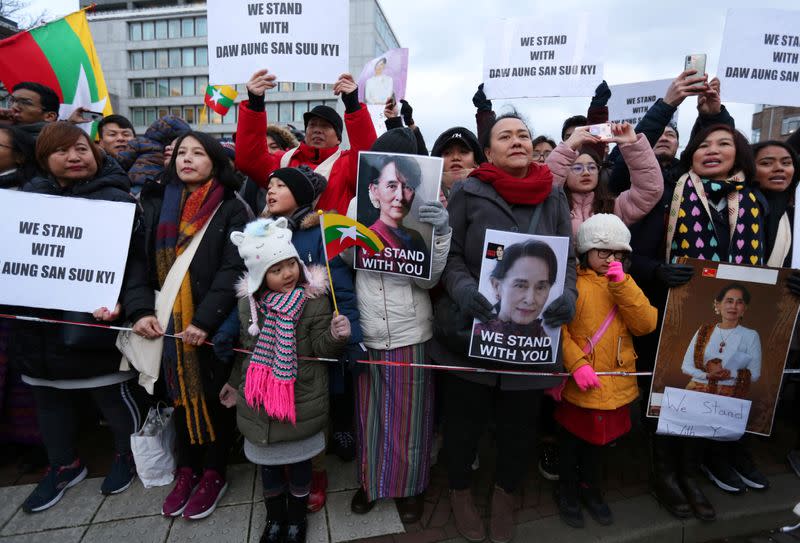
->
<box><xmin>544</xmin><ymin>378</ymin><xmax>567</xmax><ymax>402</ymax></box>
<box><xmin>606</xmin><ymin>261</ymin><xmax>625</xmax><ymax>283</ymax></box>
<box><xmin>573</xmin><ymin>365</ymin><xmax>601</xmax><ymax>391</ymax></box>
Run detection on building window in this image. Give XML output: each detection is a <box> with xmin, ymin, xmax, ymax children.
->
<box><xmin>223</xmin><ymin>106</ymin><xmax>236</xmax><ymax>124</ymax></box>
<box><xmin>309</xmin><ymin>83</ymin><xmax>323</xmax><ymax>91</ymax></box>
<box><xmin>157</xmin><ymin>49</ymin><xmax>168</xmax><ymax>69</ymax></box>
<box><xmin>181</xmin><ymin>18</ymin><xmax>194</xmax><ymax>38</ymax></box>
<box><xmin>142</xmin><ymin>21</ymin><xmax>154</xmax><ymax>40</ymax></box>
<box><xmin>157</xmin><ymin>78</ymin><xmax>169</xmax><ymax>98</ymax></box>
<box><xmin>266</xmin><ymin>103</ymin><xmax>278</xmax><ymax>121</ymax></box>
<box><xmin>129</xmin><ymin>22</ymin><xmax>141</xmax><ymax>41</ymax></box>
<box><xmin>131</xmin><ymin>80</ymin><xmax>143</xmax><ymax>98</ymax></box>
<box><xmin>782</xmin><ymin>116</ymin><xmax>800</xmax><ymax>135</ymax></box>
<box><xmin>294</xmin><ymin>101</ymin><xmax>309</xmax><ymax>121</ymax></box>
<box><xmin>168</xmin><ymin>19</ymin><xmax>180</xmax><ymax>39</ymax></box>
<box><xmin>309</xmin><ymin>100</ymin><xmax>323</xmax><ymax>110</ymax></box>
<box><xmin>196</xmin><ymin>17</ymin><xmax>207</xmax><ymax>37</ymax></box>
<box><xmin>169</xmin><ymin>78</ymin><xmax>181</xmax><ymax>96</ymax></box>
<box><xmin>196</xmin><ymin>75</ymin><xmax>209</xmax><ymax>93</ymax></box>
<box><xmin>130</xmin><ymin>51</ymin><xmax>143</xmax><ymax>70</ymax></box>
<box><xmin>183</xmin><ymin>107</ymin><xmax>195</xmax><ymax>124</ymax></box>
<box><xmin>155</xmin><ymin>20</ymin><xmax>168</xmax><ymax>40</ymax></box>
<box><xmin>169</xmin><ymin>48</ymin><xmax>181</xmax><ymax>68</ymax></box>
<box><xmin>158</xmin><ymin>107</ymin><xmax>169</xmax><ymax>119</ymax></box>
<box><xmin>196</xmin><ymin>47</ymin><xmax>208</xmax><ymax>67</ymax></box>
<box><xmin>295</xmin><ymin>83</ymin><xmax>308</xmax><ymax>92</ymax></box>
<box><xmin>132</xmin><ymin>108</ymin><xmax>144</xmax><ymax>126</ymax></box>
<box><xmin>279</xmin><ymin>102</ymin><xmax>293</xmax><ymax>122</ymax></box>
<box><xmin>143</xmin><ymin>50</ymin><xmax>155</xmax><ymax>70</ymax></box>
<box><xmin>182</xmin><ymin>48</ymin><xmax>195</xmax><ymax>67</ymax></box>
<box><xmin>752</xmin><ymin>128</ymin><xmax>761</xmax><ymax>143</ymax></box>
<box><xmin>145</xmin><ymin>80</ymin><xmax>156</xmax><ymax>98</ymax></box>
<box><xmin>182</xmin><ymin>77</ymin><xmax>196</xmax><ymax>96</ymax></box>
<box><xmin>145</xmin><ymin>107</ymin><xmax>157</xmax><ymax>125</ymax></box>
<box><xmin>280</xmin><ymin>82</ymin><xmax>293</xmax><ymax>92</ymax></box>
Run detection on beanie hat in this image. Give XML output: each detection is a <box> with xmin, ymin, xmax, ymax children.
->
<box><xmin>666</xmin><ymin>121</ymin><xmax>679</xmax><ymax>141</ymax></box>
<box><xmin>431</xmin><ymin>126</ymin><xmax>486</xmax><ymax>164</ymax></box>
<box><xmin>219</xmin><ymin>140</ymin><xmax>236</xmax><ymax>161</ymax></box>
<box><xmin>576</xmin><ymin>213</ymin><xmax>632</xmax><ymax>255</ymax></box>
<box><xmin>303</xmin><ymin>105</ymin><xmax>343</xmax><ymax>141</ymax></box>
<box><xmin>370</xmin><ymin>127</ymin><xmax>418</xmax><ymax>155</ymax></box>
<box><xmin>270</xmin><ymin>165</ymin><xmax>327</xmax><ymax>208</ymax></box>
<box><xmin>230</xmin><ymin>217</ymin><xmax>300</xmax><ymax>297</ymax></box>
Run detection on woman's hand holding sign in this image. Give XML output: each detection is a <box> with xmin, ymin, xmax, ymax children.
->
<box><xmin>93</xmin><ymin>303</ymin><xmax>121</xmax><ymax>322</ymax></box>
<box><xmin>457</xmin><ymin>285</ymin><xmax>494</xmax><ymax>323</ymax></box>
<box><xmin>417</xmin><ymin>200</ymin><xmax>450</xmax><ymax>235</ymax></box>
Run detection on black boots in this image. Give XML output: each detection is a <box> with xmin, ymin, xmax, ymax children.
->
<box><xmin>651</xmin><ymin>435</ymin><xmax>692</xmax><ymax>519</ymax></box>
<box><xmin>285</xmin><ymin>493</ymin><xmax>309</xmax><ymax>543</ymax></box>
<box><xmin>260</xmin><ymin>495</ymin><xmax>286</xmax><ymax>543</ymax></box>
<box><xmin>678</xmin><ymin>438</ymin><xmax>716</xmax><ymax>521</ymax></box>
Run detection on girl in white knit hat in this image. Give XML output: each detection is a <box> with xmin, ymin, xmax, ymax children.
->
<box><xmin>553</xmin><ymin>214</ymin><xmax>658</xmax><ymax>529</ymax></box>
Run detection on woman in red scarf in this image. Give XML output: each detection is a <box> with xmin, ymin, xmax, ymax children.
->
<box><xmin>431</xmin><ymin>112</ymin><xmax>577</xmax><ymax>543</ymax></box>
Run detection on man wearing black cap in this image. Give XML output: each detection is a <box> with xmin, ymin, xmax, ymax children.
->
<box><xmin>235</xmin><ymin>68</ymin><xmax>377</xmax><ymax>216</ymax></box>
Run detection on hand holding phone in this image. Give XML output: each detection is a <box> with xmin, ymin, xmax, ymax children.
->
<box><xmin>684</xmin><ymin>54</ymin><xmax>707</xmax><ymax>87</ymax></box>
<box><xmin>586</xmin><ymin>122</ymin><xmax>613</xmax><ymax>142</ymax></box>
<box><xmin>81</xmin><ymin>110</ymin><xmax>104</xmax><ymax>122</ymax></box>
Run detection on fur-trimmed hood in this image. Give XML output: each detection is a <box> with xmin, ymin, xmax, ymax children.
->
<box><xmin>259</xmin><ymin>207</ymin><xmax>320</xmax><ymax>231</ymax></box>
<box><xmin>235</xmin><ymin>263</ymin><xmax>329</xmax><ymax>300</ymax></box>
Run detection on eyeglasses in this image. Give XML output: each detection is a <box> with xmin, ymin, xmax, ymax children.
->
<box><xmin>531</xmin><ymin>151</ymin><xmax>551</xmax><ymax>160</ymax></box>
<box><xmin>595</xmin><ymin>249</ymin><xmax>630</xmax><ymax>260</ymax></box>
<box><xmin>8</xmin><ymin>96</ymin><xmax>42</xmax><ymax>110</ymax></box>
<box><xmin>570</xmin><ymin>163</ymin><xmax>599</xmax><ymax>174</ymax></box>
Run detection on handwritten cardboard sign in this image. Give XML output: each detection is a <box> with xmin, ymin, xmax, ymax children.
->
<box><xmin>0</xmin><ymin>191</ymin><xmax>135</xmax><ymax>313</ymax></box>
<box><xmin>655</xmin><ymin>387</ymin><xmax>751</xmax><ymax>441</ymax></box>
<box><xmin>718</xmin><ymin>8</ymin><xmax>800</xmax><ymax>106</ymax></box>
<box><xmin>482</xmin><ymin>13</ymin><xmax>606</xmax><ymax>99</ymax></box>
<box><xmin>207</xmin><ymin>0</ymin><xmax>349</xmax><ymax>84</ymax></box>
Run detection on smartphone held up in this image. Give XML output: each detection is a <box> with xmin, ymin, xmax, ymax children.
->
<box><xmin>684</xmin><ymin>53</ymin><xmax>708</xmax><ymax>86</ymax></box>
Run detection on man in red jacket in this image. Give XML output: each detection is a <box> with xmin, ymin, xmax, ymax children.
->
<box><xmin>235</xmin><ymin>69</ymin><xmax>377</xmax><ymax>214</ymax></box>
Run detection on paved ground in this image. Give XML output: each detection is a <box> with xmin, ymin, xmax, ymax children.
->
<box><xmin>0</xmin><ymin>399</ymin><xmax>798</xmax><ymax>542</ymax></box>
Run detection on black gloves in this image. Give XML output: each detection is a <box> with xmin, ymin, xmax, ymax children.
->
<box><xmin>400</xmin><ymin>99</ymin><xmax>414</xmax><ymax>126</ymax></box>
<box><xmin>472</xmin><ymin>83</ymin><xmax>492</xmax><ymax>112</ymax></box>
<box><xmin>247</xmin><ymin>90</ymin><xmax>265</xmax><ymax>112</ymax></box>
<box><xmin>341</xmin><ymin>88</ymin><xmax>360</xmax><ymax>113</ymax></box>
<box><xmin>788</xmin><ymin>271</ymin><xmax>800</xmax><ymax>296</ymax></box>
<box><xmin>543</xmin><ymin>293</ymin><xmax>576</xmax><ymax>327</ymax></box>
<box><xmin>456</xmin><ymin>285</ymin><xmax>494</xmax><ymax>323</ymax></box>
<box><xmin>211</xmin><ymin>330</ymin><xmax>235</xmax><ymax>364</ymax></box>
<box><xmin>655</xmin><ymin>263</ymin><xmax>694</xmax><ymax>288</ymax></box>
<box><xmin>590</xmin><ymin>80</ymin><xmax>611</xmax><ymax>108</ymax></box>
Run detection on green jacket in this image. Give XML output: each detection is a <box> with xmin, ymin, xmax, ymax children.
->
<box><xmin>229</xmin><ymin>281</ymin><xmax>347</xmax><ymax>446</ymax></box>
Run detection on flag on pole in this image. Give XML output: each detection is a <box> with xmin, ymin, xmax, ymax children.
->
<box><xmin>0</xmin><ymin>9</ymin><xmax>112</xmax><ymax>137</ymax></box>
<box><xmin>204</xmin><ymin>85</ymin><xmax>237</xmax><ymax>115</ymax></box>
<box><xmin>319</xmin><ymin>212</ymin><xmax>385</xmax><ymax>260</ymax></box>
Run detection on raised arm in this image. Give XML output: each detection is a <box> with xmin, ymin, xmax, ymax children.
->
<box><xmin>612</xmin><ymin>125</ymin><xmax>664</xmax><ymax>226</ymax></box>
<box><xmin>234</xmin><ymin>69</ymin><xmax>282</xmax><ymax>187</ymax></box>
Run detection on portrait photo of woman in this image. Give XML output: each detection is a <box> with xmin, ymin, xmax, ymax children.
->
<box><xmin>680</xmin><ymin>283</ymin><xmax>762</xmax><ymax>399</ymax></box>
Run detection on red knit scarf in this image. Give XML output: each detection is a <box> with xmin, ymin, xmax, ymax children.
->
<box><xmin>471</xmin><ymin>162</ymin><xmax>553</xmax><ymax>205</ymax></box>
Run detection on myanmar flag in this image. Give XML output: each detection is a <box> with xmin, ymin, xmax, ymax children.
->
<box><xmin>319</xmin><ymin>212</ymin><xmax>384</xmax><ymax>260</ymax></box>
<box><xmin>0</xmin><ymin>9</ymin><xmax>112</xmax><ymax>136</ymax></box>
<box><xmin>204</xmin><ymin>85</ymin><xmax>237</xmax><ymax>116</ymax></box>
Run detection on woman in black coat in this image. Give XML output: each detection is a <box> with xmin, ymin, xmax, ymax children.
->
<box><xmin>123</xmin><ymin>131</ymin><xmax>248</xmax><ymax>520</ymax></box>
<box><xmin>12</xmin><ymin>122</ymin><xmax>145</xmax><ymax>513</ymax></box>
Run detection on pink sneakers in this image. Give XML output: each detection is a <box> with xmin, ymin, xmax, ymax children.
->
<box><xmin>162</xmin><ymin>467</ymin><xmax>200</xmax><ymax>517</ymax></box>
<box><xmin>182</xmin><ymin>469</ymin><xmax>228</xmax><ymax>520</ymax></box>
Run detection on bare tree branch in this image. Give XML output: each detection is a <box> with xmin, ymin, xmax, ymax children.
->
<box><xmin>0</xmin><ymin>0</ymin><xmax>50</xmax><ymax>30</ymax></box>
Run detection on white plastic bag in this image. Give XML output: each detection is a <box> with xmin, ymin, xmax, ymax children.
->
<box><xmin>130</xmin><ymin>404</ymin><xmax>176</xmax><ymax>488</ymax></box>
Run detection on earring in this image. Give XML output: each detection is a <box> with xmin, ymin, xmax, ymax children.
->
<box><xmin>369</xmin><ymin>194</ymin><xmax>380</xmax><ymax>209</ymax></box>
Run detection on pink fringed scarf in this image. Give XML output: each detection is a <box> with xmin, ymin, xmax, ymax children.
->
<box><xmin>245</xmin><ymin>287</ymin><xmax>306</xmax><ymax>424</ymax></box>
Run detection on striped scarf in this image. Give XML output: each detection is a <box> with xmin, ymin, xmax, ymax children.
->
<box><xmin>666</xmin><ymin>171</ymin><xmax>764</xmax><ymax>265</ymax></box>
<box><xmin>245</xmin><ymin>287</ymin><xmax>307</xmax><ymax>425</ymax></box>
<box><xmin>156</xmin><ymin>179</ymin><xmax>224</xmax><ymax>444</ymax></box>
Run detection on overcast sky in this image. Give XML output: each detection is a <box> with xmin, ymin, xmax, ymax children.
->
<box><xmin>20</xmin><ymin>0</ymin><xmax>800</xmax><ymax>148</ymax></box>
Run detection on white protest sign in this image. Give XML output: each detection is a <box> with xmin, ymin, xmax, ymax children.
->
<box><xmin>608</xmin><ymin>79</ymin><xmax>677</xmax><ymax>126</ymax></box>
<box><xmin>207</xmin><ymin>0</ymin><xmax>349</xmax><ymax>85</ymax></box>
<box><xmin>655</xmin><ymin>387</ymin><xmax>751</xmax><ymax>441</ymax></box>
<box><xmin>718</xmin><ymin>8</ymin><xmax>800</xmax><ymax>106</ymax></box>
<box><xmin>0</xmin><ymin>191</ymin><xmax>135</xmax><ymax>313</ymax></box>
<box><xmin>482</xmin><ymin>13</ymin><xmax>606</xmax><ymax>100</ymax></box>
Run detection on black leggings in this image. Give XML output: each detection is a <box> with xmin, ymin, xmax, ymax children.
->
<box><xmin>33</xmin><ymin>379</ymin><xmax>144</xmax><ymax>467</ymax></box>
<box><xmin>174</xmin><ymin>398</ymin><xmax>236</xmax><ymax>477</ymax></box>
<box><xmin>260</xmin><ymin>460</ymin><xmax>313</xmax><ymax>498</ymax></box>
<box><xmin>444</xmin><ymin>375</ymin><xmax>542</xmax><ymax>493</ymax></box>
<box><xmin>557</xmin><ymin>425</ymin><xmax>603</xmax><ymax>488</ymax></box>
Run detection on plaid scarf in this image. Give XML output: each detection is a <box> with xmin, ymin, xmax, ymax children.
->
<box><xmin>245</xmin><ymin>287</ymin><xmax>306</xmax><ymax>425</ymax></box>
<box><xmin>666</xmin><ymin>171</ymin><xmax>764</xmax><ymax>265</ymax></box>
<box><xmin>156</xmin><ymin>179</ymin><xmax>224</xmax><ymax>444</ymax></box>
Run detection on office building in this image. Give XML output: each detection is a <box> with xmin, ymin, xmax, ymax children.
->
<box><xmin>751</xmin><ymin>105</ymin><xmax>800</xmax><ymax>143</ymax></box>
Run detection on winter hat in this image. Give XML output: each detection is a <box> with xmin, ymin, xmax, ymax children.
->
<box><xmin>576</xmin><ymin>213</ymin><xmax>632</xmax><ymax>255</ymax></box>
<box><xmin>270</xmin><ymin>165</ymin><xmax>328</xmax><ymax>208</ymax></box>
<box><xmin>219</xmin><ymin>140</ymin><xmax>236</xmax><ymax>161</ymax></box>
<box><xmin>370</xmin><ymin>127</ymin><xmax>418</xmax><ymax>155</ymax></box>
<box><xmin>431</xmin><ymin>126</ymin><xmax>486</xmax><ymax>164</ymax></box>
<box><xmin>230</xmin><ymin>217</ymin><xmax>300</xmax><ymax>297</ymax></box>
<box><xmin>303</xmin><ymin>105</ymin><xmax>343</xmax><ymax>141</ymax></box>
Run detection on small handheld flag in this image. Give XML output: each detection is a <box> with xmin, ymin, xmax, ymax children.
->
<box><xmin>199</xmin><ymin>85</ymin><xmax>237</xmax><ymax>124</ymax></box>
<box><xmin>318</xmin><ymin>212</ymin><xmax>385</xmax><ymax>315</ymax></box>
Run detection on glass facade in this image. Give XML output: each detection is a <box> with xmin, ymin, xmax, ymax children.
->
<box><xmin>129</xmin><ymin>17</ymin><xmax>206</xmax><ymax>41</ymax></box>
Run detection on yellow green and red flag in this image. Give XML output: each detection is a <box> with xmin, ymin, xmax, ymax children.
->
<box><xmin>0</xmin><ymin>9</ymin><xmax>112</xmax><ymax>136</ymax></box>
<box><xmin>319</xmin><ymin>212</ymin><xmax>384</xmax><ymax>260</ymax></box>
<box><xmin>203</xmin><ymin>85</ymin><xmax>238</xmax><ymax>116</ymax></box>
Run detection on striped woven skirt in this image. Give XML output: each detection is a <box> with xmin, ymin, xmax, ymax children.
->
<box><xmin>355</xmin><ymin>342</ymin><xmax>434</xmax><ymax>501</ymax></box>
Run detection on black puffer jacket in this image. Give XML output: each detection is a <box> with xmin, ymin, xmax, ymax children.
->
<box><xmin>11</xmin><ymin>156</ymin><xmax>142</xmax><ymax>380</ymax></box>
<box><xmin>122</xmin><ymin>179</ymin><xmax>249</xmax><ymax>389</ymax></box>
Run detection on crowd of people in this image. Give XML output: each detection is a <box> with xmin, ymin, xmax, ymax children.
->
<box><xmin>0</xmin><ymin>65</ymin><xmax>799</xmax><ymax>543</ymax></box>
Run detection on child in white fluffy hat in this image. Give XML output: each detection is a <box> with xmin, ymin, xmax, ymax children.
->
<box><xmin>220</xmin><ymin>217</ymin><xmax>350</xmax><ymax>542</ymax></box>
<box><xmin>553</xmin><ymin>214</ymin><xmax>657</xmax><ymax>529</ymax></box>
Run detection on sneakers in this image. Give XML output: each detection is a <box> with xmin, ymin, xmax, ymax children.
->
<box><xmin>555</xmin><ymin>482</ymin><xmax>583</xmax><ymax>528</ymax></box>
<box><xmin>731</xmin><ymin>447</ymin><xmax>770</xmax><ymax>490</ymax></box>
<box><xmin>538</xmin><ymin>442</ymin><xmax>560</xmax><ymax>481</ymax></box>
<box><xmin>307</xmin><ymin>470</ymin><xmax>327</xmax><ymax>513</ymax></box>
<box><xmin>330</xmin><ymin>431</ymin><xmax>356</xmax><ymax>462</ymax></box>
<box><xmin>182</xmin><ymin>469</ymin><xmax>228</xmax><ymax>520</ymax></box>
<box><xmin>788</xmin><ymin>449</ymin><xmax>800</xmax><ymax>478</ymax></box>
<box><xmin>101</xmin><ymin>452</ymin><xmax>136</xmax><ymax>495</ymax></box>
<box><xmin>22</xmin><ymin>460</ymin><xmax>87</xmax><ymax>513</ymax></box>
<box><xmin>162</xmin><ymin>467</ymin><xmax>200</xmax><ymax>517</ymax></box>
<box><xmin>579</xmin><ymin>484</ymin><xmax>613</xmax><ymax>526</ymax></box>
<box><xmin>701</xmin><ymin>456</ymin><xmax>747</xmax><ymax>494</ymax></box>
